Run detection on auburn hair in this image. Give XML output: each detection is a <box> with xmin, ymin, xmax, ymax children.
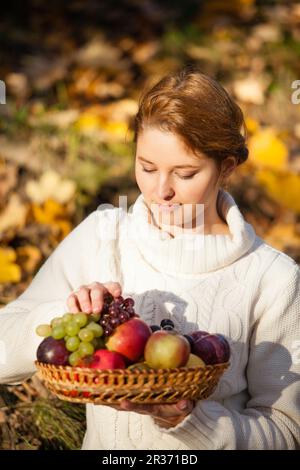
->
<box><xmin>133</xmin><ymin>65</ymin><xmax>248</xmax><ymax>169</ymax></box>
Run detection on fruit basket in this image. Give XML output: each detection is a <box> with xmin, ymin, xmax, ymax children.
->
<box><xmin>35</xmin><ymin>360</ymin><xmax>229</xmax><ymax>405</ymax></box>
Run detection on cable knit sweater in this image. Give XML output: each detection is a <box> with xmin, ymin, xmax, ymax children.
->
<box><xmin>0</xmin><ymin>190</ymin><xmax>299</xmax><ymax>450</ymax></box>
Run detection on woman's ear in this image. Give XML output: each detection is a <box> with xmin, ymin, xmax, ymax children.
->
<box><xmin>221</xmin><ymin>156</ymin><xmax>237</xmax><ymax>179</ymax></box>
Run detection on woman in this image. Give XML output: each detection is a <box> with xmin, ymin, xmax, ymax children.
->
<box><xmin>0</xmin><ymin>66</ymin><xmax>299</xmax><ymax>450</ymax></box>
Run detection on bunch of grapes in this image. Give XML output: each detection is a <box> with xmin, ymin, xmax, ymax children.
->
<box><xmin>99</xmin><ymin>294</ymin><xmax>136</xmax><ymax>337</ymax></box>
<box><xmin>36</xmin><ymin>294</ymin><xmax>137</xmax><ymax>367</ymax></box>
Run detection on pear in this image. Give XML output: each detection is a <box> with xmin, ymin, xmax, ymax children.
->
<box><xmin>186</xmin><ymin>353</ymin><xmax>206</xmax><ymax>368</ymax></box>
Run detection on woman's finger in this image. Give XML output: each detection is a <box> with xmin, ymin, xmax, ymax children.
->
<box><xmin>102</xmin><ymin>282</ymin><xmax>122</xmax><ymax>297</ymax></box>
<box><xmin>89</xmin><ymin>287</ymin><xmax>104</xmax><ymax>313</ymax></box>
<box><xmin>89</xmin><ymin>283</ymin><xmax>112</xmax><ymax>313</ymax></box>
<box><xmin>74</xmin><ymin>286</ymin><xmax>93</xmax><ymax>313</ymax></box>
<box><xmin>66</xmin><ymin>293</ymin><xmax>81</xmax><ymax>313</ymax></box>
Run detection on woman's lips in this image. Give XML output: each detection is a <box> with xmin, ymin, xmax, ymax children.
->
<box><xmin>157</xmin><ymin>203</ymin><xmax>181</xmax><ymax>212</ymax></box>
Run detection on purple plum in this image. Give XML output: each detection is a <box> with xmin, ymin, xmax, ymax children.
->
<box><xmin>191</xmin><ymin>333</ymin><xmax>230</xmax><ymax>365</ymax></box>
<box><xmin>37</xmin><ymin>337</ymin><xmax>69</xmax><ymax>366</ymax></box>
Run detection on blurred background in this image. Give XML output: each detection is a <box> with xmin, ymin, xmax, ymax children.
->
<box><xmin>0</xmin><ymin>0</ymin><xmax>300</xmax><ymax>449</ymax></box>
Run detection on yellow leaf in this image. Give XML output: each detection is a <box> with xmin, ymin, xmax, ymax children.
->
<box><xmin>31</xmin><ymin>199</ymin><xmax>72</xmax><ymax>241</ymax></box>
<box><xmin>75</xmin><ymin>113</ymin><xmax>102</xmax><ymax>133</ymax></box>
<box><xmin>32</xmin><ymin>199</ymin><xmax>65</xmax><ymax>225</ymax></box>
<box><xmin>0</xmin><ymin>247</ymin><xmax>21</xmax><ymax>283</ymax></box>
<box><xmin>249</xmin><ymin>128</ymin><xmax>288</xmax><ymax>170</ymax></box>
<box><xmin>101</xmin><ymin>120</ymin><xmax>130</xmax><ymax>138</ymax></box>
<box><xmin>256</xmin><ymin>169</ymin><xmax>300</xmax><ymax>213</ymax></box>
<box><xmin>53</xmin><ymin>219</ymin><xmax>72</xmax><ymax>240</ymax></box>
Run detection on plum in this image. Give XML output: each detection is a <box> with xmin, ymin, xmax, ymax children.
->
<box><xmin>190</xmin><ymin>330</ymin><xmax>209</xmax><ymax>342</ymax></box>
<box><xmin>191</xmin><ymin>333</ymin><xmax>230</xmax><ymax>365</ymax></box>
<box><xmin>37</xmin><ymin>336</ymin><xmax>70</xmax><ymax>366</ymax></box>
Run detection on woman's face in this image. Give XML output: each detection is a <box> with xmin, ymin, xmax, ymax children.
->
<box><xmin>135</xmin><ymin>127</ymin><xmax>224</xmax><ymax>231</ymax></box>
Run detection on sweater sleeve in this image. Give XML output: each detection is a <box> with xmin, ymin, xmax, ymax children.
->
<box><xmin>155</xmin><ymin>262</ymin><xmax>300</xmax><ymax>450</ymax></box>
<box><xmin>0</xmin><ymin>210</ymin><xmax>101</xmax><ymax>385</ymax></box>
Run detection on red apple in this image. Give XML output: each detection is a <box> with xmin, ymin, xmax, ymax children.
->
<box><xmin>105</xmin><ymin>318</ymin><xmax>152</xmax><ymax>362</ymax></box>
<box><xmin>89</xmin><ymin>349</ymin><xmax>126</xmax><ymax>370</ymax></box>
<box><xmin>192</xmin><ymin>333</ymin><xmax>230</xmax><ymax>365</ymax></box>
<box><xmin>144</xmin><ymin>330</ymin><xmax>191</xmax><ymax>369</ymax></box>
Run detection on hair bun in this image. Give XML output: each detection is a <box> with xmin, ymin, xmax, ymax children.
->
<box><xmin>238</xmin><ymin>147</ymin><xmax>249</xmax><ymax>164</ymax></box>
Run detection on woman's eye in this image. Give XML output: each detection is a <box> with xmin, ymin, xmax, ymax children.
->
<box><xmin>141</xmin><ymin>167</ymin><xmax>197</xmax><ymax>179</ymax></box>
<box><xmin>177</xmin><ymin>173</ymin><xmax>197</xmax><ymax>179</ymax></box>
<box><xmin>141</xmin><ymin>167</ymin><xmax>155</xmax><ymax>173</ymax></box>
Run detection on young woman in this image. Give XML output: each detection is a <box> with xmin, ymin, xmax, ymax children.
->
<box><xmin>0</xmin><ymin>66</ymin><xmax>299</xmax><ymax>450</ymax></box>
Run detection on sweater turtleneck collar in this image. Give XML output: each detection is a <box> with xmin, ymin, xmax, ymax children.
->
<box><xmin>128</xmin><ymin>189</ymin><xmax>257</xmax><ymax>276</ymax></box>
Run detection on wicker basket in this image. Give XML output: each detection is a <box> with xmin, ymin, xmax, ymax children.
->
<box><xmin>35</xmin><ymin>360</ymin><xmax>229</xmax><ymax>404</ymax></box>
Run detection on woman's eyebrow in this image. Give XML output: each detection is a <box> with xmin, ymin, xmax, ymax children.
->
<box><xmin>137</xmin><ymin>156</ymin><xmax>201</xmax><ymax>169</ymax></box>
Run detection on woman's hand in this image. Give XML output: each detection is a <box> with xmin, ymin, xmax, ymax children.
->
<box><xmin>67</xmin><ymin>281</ymin><xmax>122</xmax><ymax>314</ymax></box>
<box><xmin>107</xmin><ymin>399</ymin><xmax>194</xmax><ymax>429</ymax></box>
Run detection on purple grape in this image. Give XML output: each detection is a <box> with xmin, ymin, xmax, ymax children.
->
<box><xmin>119</xmin><ymin>312</ymin><xmax>130</xmax><ymax>323</ymax></box>
<box><xmin>126</xmin><ymin>307</ymin><xmax>135</xmax><ymax>316</ymax></box>
<box><xmin>110</xmin><ymin>317</ymin><xmax>121</xmax><ymax>328</ymax></box>
<box><xmin>100</xmin><ymin>317</ymin><xmax>109</xmax><ymax>327</ymax></box>
<box><xmin>124</xmin><ymin>298</ymin><xmax>135</xmax><ymax>308</ymax></box>
<box><xmin>109</xmin><ymin>305</ymin><xmax>120</xmax><ymax>316</ymax></box>
<box><xmin>37</xmin><ymin>337</ymin><xmax>69</xmax><ymax>366</ymax></box>
<box><xmin>114</xmin><ymin>296</ymin><xmax>124</xmax><ymax>305</ymax></box>
<box><xmin>104</xmin><ymin>325</ymin><xmax>113</xmax><ymax>336</ymax></box>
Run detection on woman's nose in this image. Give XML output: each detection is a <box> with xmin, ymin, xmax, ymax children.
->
<box><xmin>157</xmin><ymin>178</ymin><xmax>175</xmax><ymax>201</ymax></box>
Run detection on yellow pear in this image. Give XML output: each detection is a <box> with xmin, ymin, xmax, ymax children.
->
<box><xmin>186</xmin><ymin>354</ymin><xmax>206</xmax><ymax>368</ymax></box>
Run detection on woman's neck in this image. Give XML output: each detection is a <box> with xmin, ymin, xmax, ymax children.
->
<box><xmin>147</xmin><ymin>207</ymin><xmax>231</xmax><ymax>238</ymax></box>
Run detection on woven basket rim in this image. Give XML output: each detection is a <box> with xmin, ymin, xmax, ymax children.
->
<box><xmin>35</xmin><ymin>360</ymin><xmax>229</xmax><ymax>374</ymax></box>
<box><xmin>34</xmin><ymin>360</ymin><xmax>230</xmax><ymax>404</ymax></box>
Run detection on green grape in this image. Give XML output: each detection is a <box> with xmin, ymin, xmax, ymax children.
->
<box><xmin>52</xmin><ymin>325</ymin><xmax>66</xmax><ymax>340</ymax></box>
<box><xmin>78</xmin><ymin>328</ymin><xmax>94</xmax><ymax>342</ymax></box>
<box><xmin>86</xmin><ymin>322</ymin><xmax>103</xmax><ymax>337</ymax></box>
<box><xmin>66</xmin><ymin>336</ymin><xmax>80</xmax><ymax>352</ymax></box>
<box><xmin>62</xmin><ymin>313</ymin><xmax>73</xmax><ymax>323</ymax></box>
<box><xmin>74</xmin><ymin>312</ymin><xmax>88</xmax><ymax>328</ymax></box>
<box><xmin>36</xmin><ymin>324</ymin><xmax>52</xmax><ymax>337</ymax></box>
<box><xmin>65</xmin><ymin>321</ymin><xmax>80</xmax><ymax>337</ymax></box>
<box><xmin>64</xmin><ymin>335</ymin><xmax>71</xmax><ymax>342</ymax></box>
<box><xmin>51</xmin><ymin>317</ymin><xmax>64</xmax><ymax>327</ymax></box>
<box><xmin>78</xmin><ymin>342</ymin><xmax>94</xmax><ymax>357</ymax></box>
<box><xmin>69</xmin><ymin>351</ymin><xmax>82</xmax><ymax>366</ymax></box>
<box><xmin>89</xmin><ymin>312</ymin><xmax>101</xmax><ymax>322</ymax></box>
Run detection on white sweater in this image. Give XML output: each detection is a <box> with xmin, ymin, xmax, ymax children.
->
<box><xmin>0</xmin><ymin>190</ymin><xmax>299</xmax><ymax>450</ymax></box>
